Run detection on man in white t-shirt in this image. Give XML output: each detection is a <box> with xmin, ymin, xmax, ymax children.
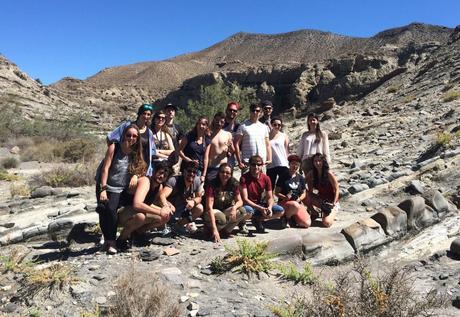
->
<box><xmin>235</xmin><ymin>103</ymin><xmax>272</xmax><ymax>171</ymax></box>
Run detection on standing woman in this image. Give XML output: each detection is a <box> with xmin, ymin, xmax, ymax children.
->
<box><xmin>304</xmin><ymin>153</ymin><xmax>339</xmax><ymax>228</ymax></box>
<box><xmin>266</xmin><ymin>117</ymin><xmax>289</xmax><ymax>188</ymax></box>
<box><xmin>179</xmin><ymin>117</ymin><xmax>210</xmax><ymax>180</ymax></box>
<box><xmin>151</xmin><ymin>110</ymin><xmax>175</xmax><ymax>165</ymax></box>
<box><xmin>297</xmin><ymin>113</ymin><xmax>330</xmax><ymax>176</ymax></box>
<box><xmin>99</xmin><ymin>124</ymin><xmax>147</xmax><ymax>254</ymax></box>
<box><xmin>107</xmin><ymin>103</ymin><xmax>157</xmax><ymax>177</ymax></box>
<box><xmin>275</xmin><ymin>154</ymin><xmax>311</xmax><ymax>228</ymax></box>
<box><xmin>204</xmin><ymin>163</ymin><xmax>246</xmax><ymax>243</ymax></box>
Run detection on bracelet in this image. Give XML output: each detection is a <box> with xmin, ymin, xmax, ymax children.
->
<box><xmin>100</xmin><ymin>185</ymin><xmax>107</xmax><ymax>191</ymax></box>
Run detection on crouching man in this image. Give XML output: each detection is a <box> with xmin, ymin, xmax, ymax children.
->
<box><xmin>117</xmin><ymin>161</ymin><xmax>173</xmax><ymax>250</ymax></box>
<box><xmin>160</xmin><ymin>160</ymin><xmax>204</xmax><ymax>234</ymax></box>
<box><xmin>240</xmin><ymin>155</ymin><xmax>284</xmax><ymax>233</ymax></box>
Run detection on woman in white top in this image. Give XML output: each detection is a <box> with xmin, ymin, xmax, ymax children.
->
<box><xmin>266</xmin><ymin>117</ymin><xmax>289</xmax><ymax>187</ymax></box>
<box><xmin>151</xmin><ymin>110</ymin><xmax>175</xmax><ymax>165</ymax></box>
<box><xmin>297</xmin><ymin>113</ymin><xmax>330</xmax><ymax>176</ymax></box>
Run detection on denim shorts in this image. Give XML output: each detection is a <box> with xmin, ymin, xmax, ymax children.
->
<box><xmin>243</xmin><ymin>203</ymin><xmax>284</xmax><ymax>216</ymax></box>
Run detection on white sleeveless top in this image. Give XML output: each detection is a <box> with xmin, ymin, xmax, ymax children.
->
<box><xmin>267</xmin><ymin>132</ymin><xmax>288</xmax><ymax>169</ymax></box>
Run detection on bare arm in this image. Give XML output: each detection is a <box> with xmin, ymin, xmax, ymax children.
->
<box><xmin>99</xmin><ymin>143</ymin><xmax>116</xmax><ymax>201</ymax></box>
<box><xmin>132</xmin><ymin>177</ymin><xmax>161</xmax><ymax>218</ymax></box>
<box><xmin>202</xmin><ymin>144</ymin><xmax>211</xmax><ymax>179</ymax></box>
<box><xmin>178</xmin><ymin>135</ymin><xmax>190</xmax><ymax>161</ymax></box>
<box><xmin>284</xmin><ymin>133</ymin><xmax>290</xmax><ymax>155</ymax></box>
<box><xmin>275</xmin><ymin>186</ymin><xmax>289</xmax><ymax>202</ymax></box>
<box><xmin>323</xmin><ymin>132</ymin><xmax>331</xmax><ymax>163</ymax></box>
<box><xmin>234</xmin><ymin>134</ymin><xmax>245</xmax><ymax>168</ymax></box>
<box><xmin>159</xmin><ymin>185</ymin><xmax>173</xmax><ymax>211</ymax></box>
<box><xmin>265</xmin><ymin>136</ymin><xmax>272</xmax><ymax>164</ymax></box>
<box><xmin>156</xmin><ymin>133</ymin><xmax>175</xmax><ymax>158</ymax></box>
<box><xmin>240</xmin><ymin>185</ymin><xmax>263</xmax><ymax>211</ymax></box>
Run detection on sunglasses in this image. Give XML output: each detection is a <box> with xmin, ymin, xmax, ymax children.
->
<box><xmin>228</xmin><ymin>109</ymin><xmax>238</xmax><ymax>113</ymax></box>
<box><xmin>156</xmin><ymin>116</ymin><xmax>166</xmax><ymax>120</ymax></box>
<box><xmin>251</xmin><ymin>109</ymin><xmax>261</xmax><ymax>113</ymax></box>
<box><xmin>125</xmin><ymin>133</ymin><xmax>139</xmax><ymax>139</ymax></box>
<box><xmin>250</xmin><ymin>162</ymin><xmax>263</xmax><ymax>167</ymax></box>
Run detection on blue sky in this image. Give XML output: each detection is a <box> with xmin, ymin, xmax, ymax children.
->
<box><xmin>1</xmin><ymin>0</ymin><xmax>458</xmax><ymax>85</ymax></box>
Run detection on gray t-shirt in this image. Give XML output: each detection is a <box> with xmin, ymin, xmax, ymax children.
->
<box><xmin>107</xmin><ymin>150</ymin><xmax>130</xmax><ymax>193</ymax></box>
<box><xmin>165</xmin><ymin>175</ymin><xmax>201</xmax><ymax>207</ymax></box>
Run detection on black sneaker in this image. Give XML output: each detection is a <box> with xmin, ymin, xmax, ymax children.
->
<box><xmin>116</xmin><ymin>238</ymin><xmax>132</xmax><ymax>252</ymax></box>
<box><xmin>252</xmin><ymin>218</ymin><xmax>266</xmax><ymax>233</ymax></box>
<box><xmin>280</xmin><ymin>216</ymin><xmax>289</xmax><ymax>229</ymax></box>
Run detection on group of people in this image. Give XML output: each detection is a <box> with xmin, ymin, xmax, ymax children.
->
<box><xmin>96</xmin><ymin>101</ymin><xmax>340</xmax><ymax>254</ymax></box>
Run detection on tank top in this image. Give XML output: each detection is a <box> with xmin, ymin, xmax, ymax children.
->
<box><xmin>317</xmin><ymin>179</ymin><xmax>335</xmax><ymax>203</ymax></box>
<box><xmin>267</xmin><ymin>133</ymin><xmax>288</xmax><ymax>169</ymax></box>
<box><xmin>107</xmin><ymin>148</ymin><xmax>130</xmax><ymax>193</ymax></box>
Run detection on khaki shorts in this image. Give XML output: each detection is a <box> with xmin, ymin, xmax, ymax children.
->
<box><xmin>118</xmin><ymin>205</ymin><xmax>161</xmax><ymax>226</ymax></box>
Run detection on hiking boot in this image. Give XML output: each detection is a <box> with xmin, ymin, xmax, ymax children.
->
<box><xmin>252</xmin><ymin>217</ymin><xmax>266</xmax><ymax>234</ymax></box>
<box><xmin>132</xmin><ymin>232</ymin><xmax>151</xmax><ymax>247</ymax></box>
<box><xmin>238</xmin><ymin>223</ymin><xmax>249</xmax><ymax>235</ymax></box>
<box><xmin>116</xmin><ymin>238</ymin><xmax>132</xmax><ymax>252</ymax></box>
<box><xmin>280</xmin><ymin>216</ymin><xmax>290</xmax><ymax>229</ymax></box>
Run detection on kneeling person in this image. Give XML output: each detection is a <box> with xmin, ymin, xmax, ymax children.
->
<box><xmin>204</xmin><ymin>163</ymin><xmax>247</xmax><ymax>242</ymax></box>
<box><xmin>240</xmin><ymin>155</ymin><xmax>284</xmax><ymax>233</ymax></box>
<box><xmin>160</xmin><ymin>161</ymin><xmax>204</xmax><ymax>233</ymax></box>
<box><xmin>117</xmin><ymin>161</ymin><xmax>172</xmax><ymax>248</ymax></box>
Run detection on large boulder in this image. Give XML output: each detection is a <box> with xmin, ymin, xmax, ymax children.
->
<box><xmin>450</xmin><ymin>237</ymin><xmax>460</xmax><ymax>258</ymax></box>
<box><xmin>371</xmin><ymin>206</ymin><xmax>407</xmax><ymax>237</ymax></box>
<box><xmin>397</xmin><ymin>197</ymin><xmax>436</xmax><ymax>231</ymax></box>
<box><xmin>302</xmin><ymin>231</ymin><xmax>355</xmax><ymax>265</ymax></box>
<box><xmin>267</xmin><ymin>234</ymin><xmax>303</xmax><ymax>255</ymax></box>
<box><xmin>422</xmin><ymin>190</ymin><xmax>452</xmax><ymax>219</ymax></box>
<box><xmin>341</xmin><ymin>218</ymin><xmax>389</xmax><ymax>252</ymax></box>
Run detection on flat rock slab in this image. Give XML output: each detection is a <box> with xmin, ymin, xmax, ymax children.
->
<box><xmin>301</xmin><ymin>231</ymin><xmax>355</xmax><ymax>265</ymax></box>
<box><xmin>267</xmin><ymin>234</ymin><xmax>303</xmax><ymax>255</ymax></box>
<box><xmin>341</xmin><ymin>218</ymin><xmax>389</xmax><ymax>253</ymax></box>
<box><xmin>371</xmin><ymin>206</ymin><xmax>407</xmax><ymax>237</ymax></box>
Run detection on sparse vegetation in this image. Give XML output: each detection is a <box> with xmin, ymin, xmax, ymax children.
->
<box><xmin>10</xmin><ymin>182</ymin><xmax>30</xmax><ymax>198</ymax></box>
<box><xmin>29</xmin><ymin>308</ymin><xmax>41</xmax><ymax>317</ymax></box>
<box><xmin>436</xmin><ymin>131</ymin><xmax>453</xmax><ymax>147</ymax></box>
<box><xmin>177</xmin><ymin>82</ymin><xmax>257</xmax><ymax>131</ymax></box>
<box><xmin>1</xmin><ymin>157</ymin><xmax>19</xmax><ymax>169</ymax></box>
<box><xmin>277</xmin><ymin>262</ymin><xmax>316</xmax><ymax>285</ymax></box>
<box><xmin>441</xmin><ymin>90</ymin><xmax>460</xmax><ymax>103</ymax></box>
<box><xmin>386</xmin><ymin>85</ymin><xmax>400</xmax><ymax>93</ymax></box>
<box><xmin>210</xmin><ymin>239</ymin><xmax>276</xmax><ymax>275</ymax></box>
<box><xmin>111</xmin><ymin>269</ymin><xmax>181</xmax><ymax>317</ymax></box>
<box><xmin>271</xmin><ymin>261</ymin><xmax>445</xmax><ymax>317</ymax></box>
<box><xmin>33</xmin><ymin>163</ymin><xmax>96</xmax><ymax>187</ymax></box>
<box><xmin>21</xmin><ymin>139</ymin><xmax>97</xmax><ymax>163</ymax></box>
<box><xmin>0</xmin><ymin>169</ymin><xmax>20</xmax><ymax>181</ymax></box>
<box><xmin>0</xmin><ymin>248</ymin><xmax>31</xmax><ymax>273</ymax></box>
<box><xmin>404</xmin><ymin>95</ymin><xmax>416</xmax><ymax>103</ymax></box>
<box><xmin>80</xmin><ymin>305</ymin><xmax>101</xmax><ymax>317</ymax></box>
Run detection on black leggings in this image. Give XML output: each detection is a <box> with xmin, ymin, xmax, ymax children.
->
<box><xmin>266</xmin><ymin>166</ymin><xmax>289</xmax><ymax>189</ymax></box>
<box><xmin>98</xmin><ymin>191</ymin><xmax>133</xmax><ymax>241</ymax></box>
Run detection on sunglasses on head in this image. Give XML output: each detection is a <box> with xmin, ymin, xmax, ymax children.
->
<box><xmin>141</xmin><ymin>104</ymin><xmax>153</xmax><ymax>111</ymax></box>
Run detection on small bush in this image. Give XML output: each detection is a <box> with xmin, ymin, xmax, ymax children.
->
<box><xmin>20</xmin><ymin>141</ymin><xmax>59</xmax><ymax>162</ymax></box>
<box><xmin>10</xmin><ymin>182</ymin><xmax>30</xmax><ymax>198</ymax></box>
<box><xmin>404</xmin><ymin>95</ymin><xmax>416</xmax><ymax>103</ymax></box>
<box><xmin>277</xmin><ymin>262</ymin><xmax>316</xmax><ymax>285</ymax></box>
<box><xmin>274</xmin><ymin>261</ymin><xmax>446</xmax><ymax>317</ymax></box>
<box><xmin>33</xmin><ymin>163</ymin><xmax>96</xmax><ymax>188</ymax></box>
<box><xmin>386</xmin><ymin>85</ymin><xmax>400</xmax><ymax>93</ymax></box>
<box><xmin>22</xmin><ymin>263</ymin><xmax>77</xmax><ymax>298</ymax></box>
<box><xmin>211</xmin><ymin>239</ymin><xmax>276</xmax><ymax>275</ymax></box>
<box><xmin>111</xmin><ymin>269</ymin><xmax>181</xmax><ymax>317</ymax></box>
<box><xmin>60</xmin><ymin>139</ymin><xmax>97</xmax><ymax>162</ymax></box>
<box><xmin>1</xmin><ymin>157</ymin><xmax>19</xmax><ymax>169</ymax></box>
<box><xmin>0</xmin><ymin>169</ymin><xmax>20</xmax><ymax>181</ymax></box>
<box><xmin>80</xmin><ymin>305</ymin><xmax>101</xmax><ymax>317</ymax></box>
<box><xmin>441</xmin><ymin>91</ymin><xmax>460</xmax><ymax>103</ymax></box>
<box><xmin>436</xmin><ymin>131</ymin><xmax>452</xmax><ymax>147</ymax></box>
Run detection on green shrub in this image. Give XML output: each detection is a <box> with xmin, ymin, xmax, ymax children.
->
<box><xmin>177</xmin><ymin>82</ymin><xmax>257</xmax><ymax>132</ymax></box>
<box><xmin>1</xmin><ymin>157</ymin><xmax>19</xmax><ymax>169</ymax></box>
<box><xmin>10</xmin><ymin>182</ymin><xmax>30</xmax><ymax>198</ymax></box>
<box><xmin>436</xmin><ymin>131</ymin><xmax>452</xmax><ymax>147</ymax></box>
<box><xmin>20</xmin><ymin>141</ymin><xmax>58</xmax><ymax>162</ymax></box>
<box><xmin>33</xmin><ymin>164</ymin><xmax>96</xmax><ymax>187</ymax></box>
<box><xmin>404</xmin><ymin>95</ymin><xmax>416</xmax><ymax>103</ymax></box>
<box><xmin>441</xmin><ymin>91</ymin><xmax>460</xmax><ymax>103</ymax></box>
<box><xmin>60</xmin><ymin>139</ymin><xmax>97</xmax><ymax>162</ymax></box>
<box><xmin>210</xmin><ymin>239</ymin><xmax>276</xmax><ymax>275</ymax></box>
<box><xmin>277</xmin><ymin>262</ymin><xmax>316</xmax><ymax>285</ymax></box>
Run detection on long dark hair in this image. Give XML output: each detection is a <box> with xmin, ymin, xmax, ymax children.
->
<box><xmin>189</xmin><ymin>116</ymin><xmax>209</xmax><ymax>138</ymax></box>
<box><xmin>311</xmin><ymin>153</ymin><xmax>329</xmax><ymax>187</ymax></box>
<box><xmin>152</xmin><ymin>110</ymin><xmax>173</xmax><ymax>136</ymax></box>
<box><xmin>212</xmin><ymin>163</ymin><xmax>238</xmax><ymax>192</ymax></box>
<box><xmin>122</xmin><ymin>124</ymin><xmax>147</xmax><ymax>176</ymax></box>
<box><xmin>307</xmin><ymin>113</ymin><xmax>322</xmax><ymax>144</ymax></box>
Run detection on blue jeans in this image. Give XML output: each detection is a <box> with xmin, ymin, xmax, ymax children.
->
<box><xmin>243</xmin><ymin>204</ymin><xmax>284</xmax><ymax>217</ymax></box>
